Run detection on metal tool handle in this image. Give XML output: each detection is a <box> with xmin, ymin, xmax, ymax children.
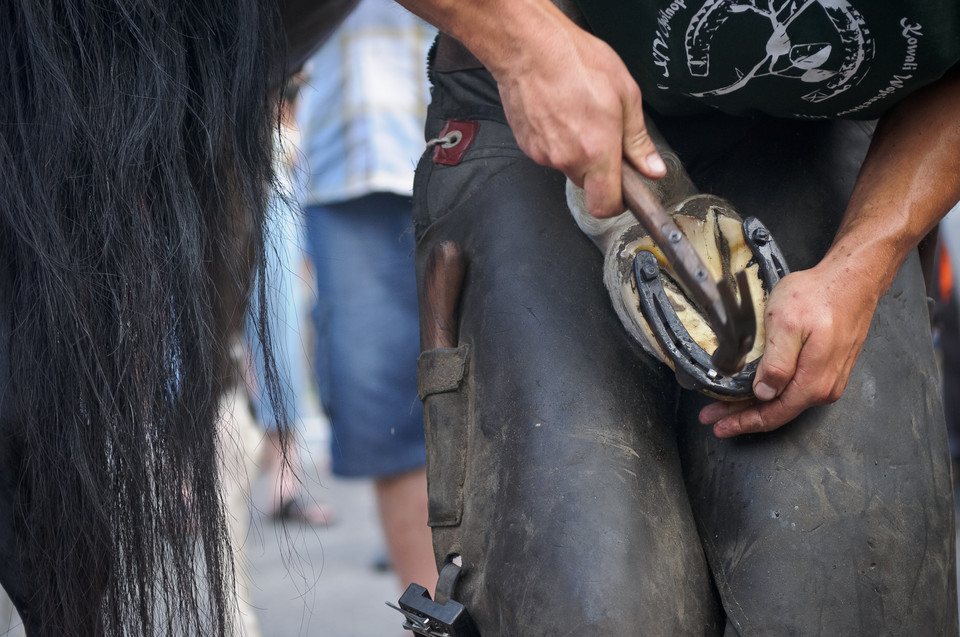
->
<box><xmin>621</xmin><ymin>164</ymin><xmax>728</xmax><ymax>327</ymax></box>
<box><xmin>621</xmin><ymin>162</ymin><xmax>753</xmax><ymax>375</ymax></box>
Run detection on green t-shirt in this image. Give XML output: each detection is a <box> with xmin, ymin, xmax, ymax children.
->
<box><xmin>575</xmin><ymin>0</ymin><xmax>960</xmax><ymax>119</ymax></box>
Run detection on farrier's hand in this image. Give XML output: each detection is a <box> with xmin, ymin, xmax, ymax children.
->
<box><xmin>698</xmin><ymin>63</ymin><xmax>960</xmax><ymax>438</ymax></box>
<box><xmin>492</xmin><ymin>19</ymin><xmax>666</xmax><ymax>218</ymax></box>
<box><xmin>395</xmin><ymin>0</ymin><xmax>665</xmax><ymax>217</ymax></box>
<box><xmin>698</xmin><ymin>260</ymin><xmax>881</xmax><ymax>438</ymax></box>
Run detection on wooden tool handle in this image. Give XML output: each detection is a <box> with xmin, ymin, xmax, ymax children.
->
<box><xmin>420</xmin><ymin>241</ymin><xmax>465</xmax><ymax>351</ymax></box>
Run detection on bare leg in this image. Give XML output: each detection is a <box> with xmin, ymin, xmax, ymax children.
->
<box><xmin>374</xmin><ymin>468</ymin><xmax>437</xmax><ymax>594</ymax></box>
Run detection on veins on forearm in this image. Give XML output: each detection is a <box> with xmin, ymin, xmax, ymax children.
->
<box><xmin>828</xmin><ymin>64</ymin><xmax>960</xmax><ymax>292</ymax></box>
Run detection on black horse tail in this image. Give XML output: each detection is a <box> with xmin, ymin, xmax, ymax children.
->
<box><xmin>0</xmin><ymin>0</ymin><xmax>287</xmax><ymax>633</ymax></box>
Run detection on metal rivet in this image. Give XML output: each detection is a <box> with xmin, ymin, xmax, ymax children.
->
<box><xmin>751</xmin><ymin>227</ymin><xmax>770</xmax><ymax>245</ymax></box>
<box><xmin>641</xmin><ymin>263</ymin><xmax>659</xmax><ymax>281</ymax></box>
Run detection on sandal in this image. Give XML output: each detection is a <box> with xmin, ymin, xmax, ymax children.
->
<box><xmin>270</xmin><ymin>496</ymin><xmax>337</xmax><ymax>527</ymax></box>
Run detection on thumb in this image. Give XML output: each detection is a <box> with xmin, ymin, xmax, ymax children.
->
<box><xmin>753</xmin><ymin>328</ymin><xmax>802</xmax><ymax>401</ymax></box>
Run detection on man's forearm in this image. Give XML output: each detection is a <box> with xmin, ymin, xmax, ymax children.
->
<box><xmin>826</xmin><ymin>64</ymin><xmax>960</xmax><ymax>301</ymax></box>
<box><xmin>395</xmin><ymin>0</ymin><xmax>569</xmax><ymax>78</ymax></box>
<box><xmin>394</xmin><ymin>0</ymin><xmax>665</xmax><ymax>217</ymax></box>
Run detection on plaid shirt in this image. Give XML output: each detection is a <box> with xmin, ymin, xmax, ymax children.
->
<box><xmin>295</xmin><ymin>0</ymin><xmax>435</xmax><ymax>205</ymax></box>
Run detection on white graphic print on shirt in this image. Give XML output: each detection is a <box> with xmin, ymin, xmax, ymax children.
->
<box><xmin>650</xmin><ymin>0</ymin><xmax>925</xmax><ymax>115</ymax></box>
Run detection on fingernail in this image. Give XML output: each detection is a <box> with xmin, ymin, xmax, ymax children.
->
<box><xmin>646</xmin><ymin>152</ymin><xmax>666</xmax><ymax>176</ymax></box>
<box><xmin>754</xmin><ymin>382</ymin><xmax>776</xmax><ymax>401</ymax></box>
<box><xmin>698</xmin><ymin>404</ymin><xmax>720</xmax><ymax>425</ymax></box>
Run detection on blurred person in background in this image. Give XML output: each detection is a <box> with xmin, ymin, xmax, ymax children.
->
<box><xmin>248</xmin><ymin>82</ymin><xmax>336</xmax><ymax>528</ymax></box>
<box><xmin>933</xmin><ymin>203</ymin><xmax>960</xmax><ymax>483</ymax></box>
<box><xmin>295</xmin><ymin>0</ymin><xmax>438</xmax><ymax>592</ymax></box>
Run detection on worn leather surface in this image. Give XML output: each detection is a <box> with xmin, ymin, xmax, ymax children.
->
<box><xmin>657</xmin><ymin>110</ymin><xmax>957</xmax><ymax>635</ymax></box>
<box><xmin>413</xmin><ymin>37</ymin><xmax>958</xmax><ymax>636</ymax></box>
<box><xmin>419</xmin><ymin>345</ymin><xmax>471</xmax><ymax>527</ymax></box>
<box><xmin>414</xmin><ymin>114</ymin><xmax>722</xmax><ymax>634</ymax></box>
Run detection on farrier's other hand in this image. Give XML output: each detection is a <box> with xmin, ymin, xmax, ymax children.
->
<box><xmin>491</xmin><ymin>20</ymin><xmax>665</xmax><ymax>218</ymax></box>
<box><xmin>698</xmin><ymin>263</ymin><xmax>880</xmax><ymax>438</ymax></box>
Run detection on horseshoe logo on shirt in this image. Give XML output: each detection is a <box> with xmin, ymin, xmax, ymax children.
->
<box><xmin>684</xmin><ymin>0</ymin><xmax>874</xmax><ymax>103</ymax></box>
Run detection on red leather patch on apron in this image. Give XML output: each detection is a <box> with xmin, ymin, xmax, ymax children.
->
<box><xmin>432</xmin><ymin>119</ymin><xmax>479</xmax><ymax>166</ymax></box>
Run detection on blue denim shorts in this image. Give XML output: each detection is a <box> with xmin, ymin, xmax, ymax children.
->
<box><xmin>304</xmin><ymin>192</ymin><xmax>425</xmax><ymax>478</ymax></box>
